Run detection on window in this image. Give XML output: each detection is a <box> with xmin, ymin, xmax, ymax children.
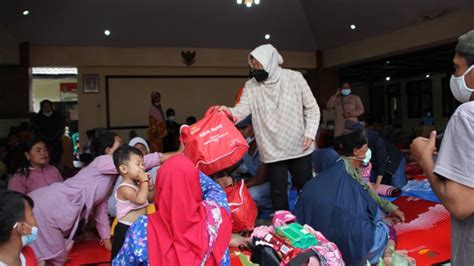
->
<box><xmin>406</xmin><ymin>80</ymin><xmax>432</xmax><ymax>118</ymax></box>
<box><xmin>386</xmin><ymin>83</ymin><xmax>401</xmax><ymax>126</ymax></box>
<box><xmin>441</xmin><ymin>77</ymin><xmax>459</xmax><ymax>117</ymax></box>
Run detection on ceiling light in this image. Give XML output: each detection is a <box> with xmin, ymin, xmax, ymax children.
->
<box><xmin>22</xmin><ymin>10</ymin><xmax>30</xmax><ymax>16</ymax></box>
<box><xmin>104</xmin><ymin>29</ymin><xmax>111</xmax><ymax>36</ymax></box>
<box><xmin>426</xmin><ymin>74</ymin><xmax>430</xmax><ymax>78</ymax></box>
<box><xmin>265</xmin><ymin>34</ymin><xmax>271</xmax><ymax>40</ymax></box>
<box><xmin>386</xmin><ymin>76</ymin><xmax>391</xmax><ymax>81</ymax></box>
<box><xmin>386</xmin><ymin>60</ymin><xmax>390</xmax><ymax>64</ymax></box>
<box><xmin>350</xmin><ymin>24</ymin><xmax>356</xmax><ymax>30</ymax></box>
<box><xmin>237</xmin><ymin>0</ymin><xmax>260</xmax><ymax>7</ymax></box>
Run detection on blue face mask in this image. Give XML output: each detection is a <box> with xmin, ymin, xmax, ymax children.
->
<box><xmin>15</xmin><ymin>222</ymin><xmax>39</xmax><ymax>246</ymax></box>
<box><xmin>341</xmin><ymin>88</ymin><xmax>351</xmax><ymax>96</ymax></box>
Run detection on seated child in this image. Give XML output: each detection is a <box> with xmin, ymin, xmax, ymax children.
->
<box><xmin>111</xmin><ymin>145</ymin><xmax>155</xmax><ymax>259</ymax></box>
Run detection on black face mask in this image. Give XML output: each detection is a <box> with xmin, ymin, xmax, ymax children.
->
<box><xmin>249</xmin><ymin>69</ymin><xmax>269</xmax><ymax>82</ymax></box>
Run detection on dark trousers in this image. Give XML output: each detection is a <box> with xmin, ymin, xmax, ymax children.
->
<box><xmin>267</xmin><ymin>154</ymin><xmax>313</xmax><ymax>211</ymax></box>
<box><xmin>111</xmin><ymin>222</ymin><xmax>130</xmax><ymax>260</ymax></box>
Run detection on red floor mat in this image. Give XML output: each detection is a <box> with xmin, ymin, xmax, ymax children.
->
<box><xmin>393</xmin><ymin>196</ymin><xmax>451</xmax><ymax>265</ymax></box>
<box><xmin>65</xmin><ymin>240</ymin><xmax>110</xmax><ymax>266</ymax></box>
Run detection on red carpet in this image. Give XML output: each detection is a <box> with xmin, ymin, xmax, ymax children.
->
<box><xmin>65</xmin><ymin>240</ymin><xmax>110</xmax><ymax>266</ymax></box>
<box><xmin>393</xmin><ymin>196</ymin><xmax>451</xmax><ymax>265</ymax></box>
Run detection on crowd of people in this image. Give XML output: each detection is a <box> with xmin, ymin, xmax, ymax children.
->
<box><xmin>1</xmin><ymin>30</ymin><xmax>474</xmax><ymax>265</ymax></box>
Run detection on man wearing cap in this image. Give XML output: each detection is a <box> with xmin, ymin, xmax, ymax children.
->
<box><xmin>411</xmin><ymin>30</ymin><xmax>474</xmax><ymax>264</ymax></box>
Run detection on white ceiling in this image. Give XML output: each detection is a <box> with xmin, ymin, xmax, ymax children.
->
<box><xmin>1</xmin><ymin>0</ymin><xmax>472</xmax><ymax>51</ymax></box>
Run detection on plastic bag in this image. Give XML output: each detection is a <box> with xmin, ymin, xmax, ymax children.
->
<box><xmin>225</xmin><ymin>180</ymin><xmax>258</xmax><ymax>233</ymax></box>
<box><xmin>180</xmin><ymin>106</ymin><xmax>249</xmax><ymax>175</ymax></box>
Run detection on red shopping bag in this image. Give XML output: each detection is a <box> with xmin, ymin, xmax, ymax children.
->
<box><xmin>225</xmin><ymin>180</ymin><xmax>258</xmax><ymax>233</ymax></box>
<box><xmin>180</xmin><ymin>106</ymin><xmax>249</xmax><ymax>175</ymax></box>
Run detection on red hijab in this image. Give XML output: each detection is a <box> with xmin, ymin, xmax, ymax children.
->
<box><xmin>147</xmin><ymin>155</ymin><xmax>231</xmax><ymax>265</ymax></box>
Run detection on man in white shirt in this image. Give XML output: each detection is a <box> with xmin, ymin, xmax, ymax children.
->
<box><xmin>411</xmin><ymin>29</ymin><xmax>474</xmax><ymax>265</ymax></box>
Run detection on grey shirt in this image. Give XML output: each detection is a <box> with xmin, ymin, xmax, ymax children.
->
<box><xmin>434</xmin><ymin>101</ymin><xmax>474</xmax><ymax>265</ymax></box>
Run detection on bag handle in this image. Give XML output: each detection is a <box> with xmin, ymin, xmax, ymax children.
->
<box><xmin>228</xmin><ymin>180</ymin><xmax>245</xmax><ymax>207</ymax></box>
<box><xmin>206</xmin><ymin>105</ymin><xmax>237</xmax><ymax>123</ymax></box>
<box><xmin>179</xmin><ymin>124</ymin><xmax>190</xmax><ymax>144</ymax></box>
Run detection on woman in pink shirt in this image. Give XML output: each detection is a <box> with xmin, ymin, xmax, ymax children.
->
<box><xmin>28</xmin><ymin>132</ymin><xmax>181</xmax><ymax>265</ymax></box>
<box><xmin>8</xmin><ymin>138</ymin><xmax>63</xmax><ymax>194</ymax></box>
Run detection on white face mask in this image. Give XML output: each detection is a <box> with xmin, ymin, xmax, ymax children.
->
<box><xmin>341</xmin><ymin>89</ymin><xmax>351</xmax><ymax>96</ymax></box>
<box><xmin>327</xmin><ymin>125</ymin><xmax>335</xmax><ymax>130</ymax></box>
<box><xmin>450</xmin><ymin>65</ymin><xmax>474</xmax><ymax>103</ymax></box>
<box><xmin>362</xmin><ymin>148</ymin><xmax>372</xmax><ymax>166</ymax></box>
<box><xmin>43</xmin><ymin>111</ymin><xmax>53</xmax><ymax>117</ymax></box>
<box><xmin>168</xmin><ymin>116</ymin><xmax>176</xmax><ymax>122</ymax></box>
<box><xmin>350</xmin><ymin>147</ymin><xmax>370</xmax><ymax>164</ymax></box>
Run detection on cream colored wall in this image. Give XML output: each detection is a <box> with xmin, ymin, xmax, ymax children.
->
<box><xmin>77</xmin><ymin>66</ymin><xmax>253</xmax><ymax>144</ymax></box>
<box><xmin>108</xmin><ymin>77</ymin><xmax>246</xmax><ymax>127</ymax></box>
<box><xmin>0</xmin><ymin>25</ymin><xmax>19</xmax><ymax>65</ymax></box>
<box><xmin>30</xmin><ymin>46</ymin><xmax>317</xmax><ymax>69</ymax></box>
<box><xmin>32</xmin><ymin>78</ymin><xmax>77</xmax><ymax>112</ymax></box>
<box><xmin>323</xmin><ymin>4</ymin><xmax>474</xmax><ymax>67</ymax></box>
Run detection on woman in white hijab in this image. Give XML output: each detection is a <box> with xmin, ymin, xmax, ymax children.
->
<box><xmin>107</xmin><ymin>137</ymin><xmax>158</xmax><ymax>217</ymax></box>
<box><xmin>220</xmin><ymin>44</ymin><xmax>320</xmax><ymax>211</ymax></box>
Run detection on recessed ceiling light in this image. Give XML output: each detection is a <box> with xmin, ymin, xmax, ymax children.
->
<box><xmin>236</xmin><ymin>0</ymin><xmax>242</xmax><ymax>4</ymax></box>
<box><xmin>245</xmin><ymin>2</ymin><xmax>252</xmax><ymax>7</ymax></box>
<box><xmin>386</xmin><ymin>60</ymin><xmax>390</xmax><ymax>64</ymax></box>
<box><xmin>350</xmin><ymin>24</ymin><xmax>356</xmax><ymax>30</ymax></box>
<box><xmin>386</xmin><ymin>76</ymin><xmax>391</xmax><ymax>81</ymax></box>
<box><xmin>265</xmin><ymin>34</ymin><xmax>271</xmax><ymax>40</ymax></box>
<box><xmin>104</xmin><ymin>30</ymin><xmax>111</xmax><ymax>36</ymax></box>
<box><xmin>255</xmin><ymin>0</ymin><xmax>260</xmax><ymax>4</ymax></box>
<box><xmin>22</xmin><ymin>10</ymin><xmax>30</xmax><ymax>16</ymax></box>
<box><xmin>426</xmin><ymin>74</ymin><xmax>430</xmax><ymax>78</ymax></box>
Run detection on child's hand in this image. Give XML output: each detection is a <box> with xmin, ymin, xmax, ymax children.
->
<box><xmin>138</xmin><ymin>172</ymin><xmax>150</xmax><ymax>183</ymax></box>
